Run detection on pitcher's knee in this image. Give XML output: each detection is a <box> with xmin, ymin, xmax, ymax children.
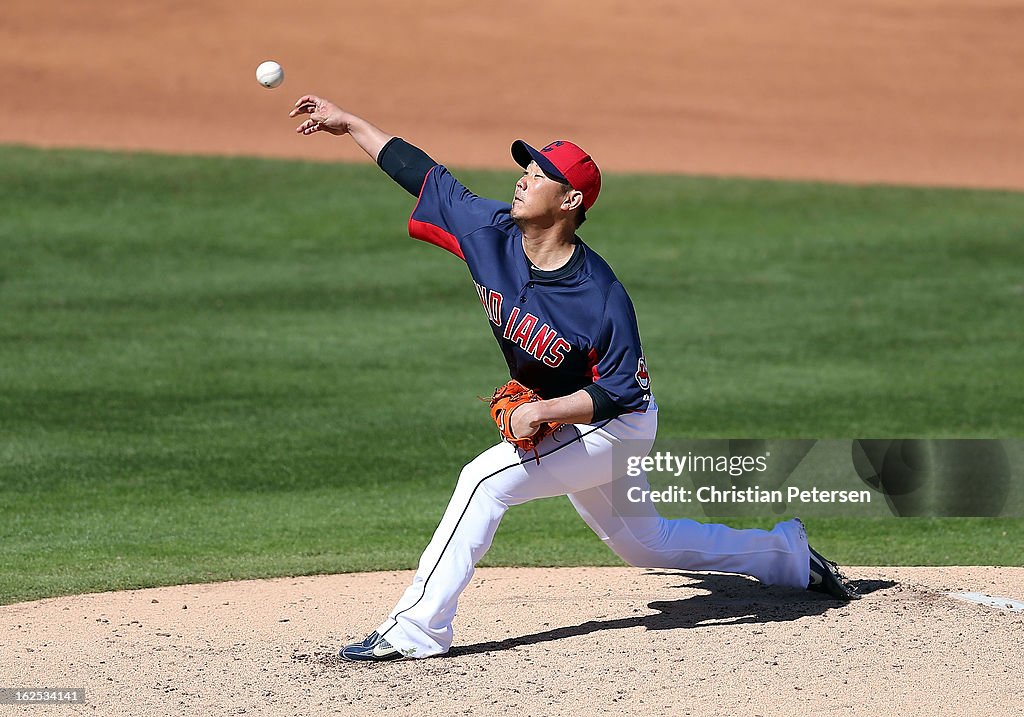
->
<box><xmin>457</xmin><ymin>462</ymin><xmax>480</xmax><ymax>486</ymax></box>
<box><xmin>605</xmin><ymin>540</ymin><xmax>665</xmax><ymax>569</ymax></box>
<box><xmin>605</xmin><ymin>519</ymin><xmax>673</xmax><ymax>568</ymax></box>
<box><xmin>618</xmin><ymin>547</ymin><xmax>666</xmax><ymax>569</ymax></box>
<box><xmin>457</xmin><ymin>453</ymin><xmax>498</xmax><ymax>490</ymax></box>
<box><xmin>454</xmin><ymin>458</ymin><xmax>517</xmax><ymax>511</ymax></box>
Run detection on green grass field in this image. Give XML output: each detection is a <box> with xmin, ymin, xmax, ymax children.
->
<box><xmin>1</xmin><ymin>145</ymin><xmax>1021</xmax><ymax>605</ymax></box>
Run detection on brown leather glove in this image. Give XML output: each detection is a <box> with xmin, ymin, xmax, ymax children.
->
<box><xmin>487</xmin><ymin>379</ymin><xmax>561</xmax><ymax>461</ymax></box>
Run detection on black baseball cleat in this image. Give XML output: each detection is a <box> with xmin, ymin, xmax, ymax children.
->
<box><xmin>808</xmin><ymin>546</ymin><xmax>861</xmax><ymax>601</ymax></box>
<box><xmin>338</xmin><ymin>631</ymin><xmax>408</xmax><ymax>662</ymax></box>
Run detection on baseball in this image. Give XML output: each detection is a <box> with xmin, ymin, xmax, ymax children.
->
<box><xmin>255</xmin><ymin>60</ymin><xmax>284</xmax><ymax>89</ymax></box>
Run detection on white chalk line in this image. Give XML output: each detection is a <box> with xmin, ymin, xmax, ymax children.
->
<box><xmin>946</xmin><ymin>592</ymin><xmax>1024</xmax><ymax>613</ymax></box>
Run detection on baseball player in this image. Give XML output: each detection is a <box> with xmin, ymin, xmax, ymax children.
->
<box><xmin>288</xmin><ymin>95</ymin><xmax>860</xmax><ymax>662</ymax></box>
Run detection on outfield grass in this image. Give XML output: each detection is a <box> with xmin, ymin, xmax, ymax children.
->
<box><xmin>1</xmin><ymin>146</ymin><xmax>1021</xmax><ymax>604</ymax></box>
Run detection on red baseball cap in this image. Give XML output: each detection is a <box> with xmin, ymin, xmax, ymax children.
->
<box><xmin>511</xmin><ymin>139</ymin><xmax>602</xmax><ymax>210</ymax></box>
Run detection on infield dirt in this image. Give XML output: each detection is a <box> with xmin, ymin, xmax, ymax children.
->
<box><xmin>2</xmin><ymin>0</ymin><xmax>1024</xmax><ymax>188</ymax></box>
<box><xmin>2</xmin><ymin>1</ymin><xmax>1022</xmax><ymax>715</ymax></box>
<box><xmin>3</xmin><ymin>567</ymin><xmax>1023</xmax><ymax>716</ymax></box>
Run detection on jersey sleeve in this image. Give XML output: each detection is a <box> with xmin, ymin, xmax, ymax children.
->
<box><xmin>408</xmin><ymin>165</ymin><xmax>511</xmax><ymax>260</ymax></box>
<box><xmin>588</xmin><ymin>282</ymin><xmax>652</xmax><ymax>413</ymax></box>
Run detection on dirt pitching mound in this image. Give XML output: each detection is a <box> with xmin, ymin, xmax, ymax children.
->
<box><xmin>3</xmin><ymin>566</ymin><xmax>1022</xmax><ymax>716</ymax></box>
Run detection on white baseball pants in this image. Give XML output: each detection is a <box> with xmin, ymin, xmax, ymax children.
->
<box><xmin>375</xmin><ymin>402</ymin><xmax>810</xmax><ymax>658</ymax></box>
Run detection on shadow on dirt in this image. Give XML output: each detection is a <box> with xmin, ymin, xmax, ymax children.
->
<box><xmin>446</xmin><ymin>571</ymin><xmax>897</xmax><ymax>658</ymax></box>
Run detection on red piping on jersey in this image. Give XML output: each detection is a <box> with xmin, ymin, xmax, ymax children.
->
<box><xmin>587</xmin><ymin>348</ymin><xmax>601</xmax><ymax>382</ymax></box>
<box><xmin>408</xmin><ymin>166</ymin><xmax>466</xmax><ymax>261</ymax></box>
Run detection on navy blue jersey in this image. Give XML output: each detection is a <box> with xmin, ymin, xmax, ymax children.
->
<box><xmin>408</xmin><ymin>165</ymin><xmax>652</xmax><ymax>414</ymax></box>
